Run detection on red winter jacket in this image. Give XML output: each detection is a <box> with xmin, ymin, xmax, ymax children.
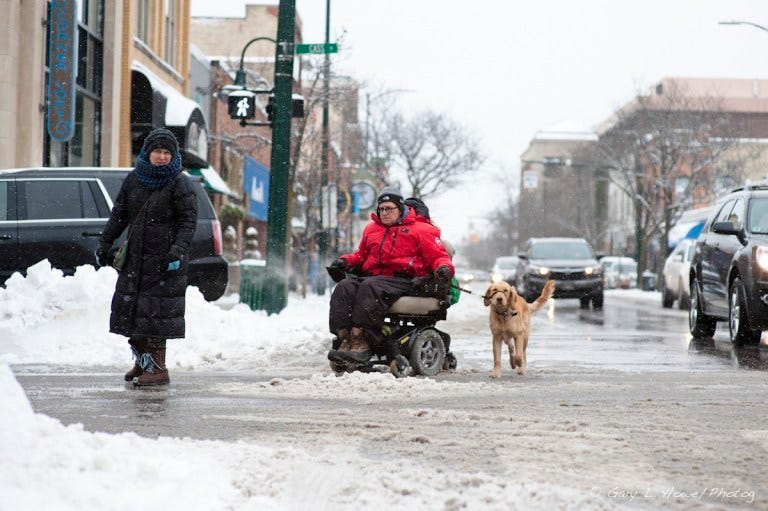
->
<box><xmin>341</xmin><ymin>208</ymin><xmax>454</xmax><ymax>278</ymax></box>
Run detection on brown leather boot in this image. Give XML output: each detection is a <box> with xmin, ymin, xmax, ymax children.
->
<box><xmin>134</xmin><ymin>347</ymin><xmax>170</xmax><ymax>387</ymax></box>
<box><xmin>336</xmin><ymin>328</ymin><xmax>351</xmax><ymax>351</ymax></box>
<box><xmin>124</xmin><ymin>337</ymin><xmax>149</xmax><ymax>381</ymax></box>
<box><xmin>336</xmin><ymin>327</ymin><xmax>372</xmax><ymax>363</ymax></box>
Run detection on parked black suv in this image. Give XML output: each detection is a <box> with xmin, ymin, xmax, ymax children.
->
<box><xmin>689</xmin><ymin>183</ymin><xmax>768</xmax><ymax>344</ymax></box>
<box><xmin>0</xmin><ymin>167</ymin><xmax>228</xmax><ymax>301</ymax></box>
<box><xmin>516</xmin><ymin>237</ymin><xmax>604</xmax><ymax>309</ymax></box>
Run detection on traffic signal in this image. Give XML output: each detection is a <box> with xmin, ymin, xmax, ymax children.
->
<box><xmin>266</xmin><ymin>94</ymin><xmax>305</xmax><ymax>124</ymax></box>
<box><xmin>227</xmin><ymin>90</ymin><xmax>256</xmax><ymax>120</ymax></box>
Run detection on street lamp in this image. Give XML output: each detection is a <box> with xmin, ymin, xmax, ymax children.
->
<box><xmin>233</xmin><ymin>36</ymin><xmax>277</xmax><ymax>88</ymax></box>
<box><xmin>718</xmin><ymin>20</ymin><xmax>768</xmax><ymax>34</ymax></box>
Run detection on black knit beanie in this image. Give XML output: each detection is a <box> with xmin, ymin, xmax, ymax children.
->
<box><xmin>377</xmin><ymin>186</ymin><xmax>405</xmax><ymax>217</ymax></box>
<box><xmin>142</xmin><ymin>128</ymin><xmax>179</xmax><ymax>155</ymax></box>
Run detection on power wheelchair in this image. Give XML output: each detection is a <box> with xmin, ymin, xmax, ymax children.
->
<box><xmin>327</xmin><ymin>272</ymin><xmax>458</xmax><ymax>377</ymax></box>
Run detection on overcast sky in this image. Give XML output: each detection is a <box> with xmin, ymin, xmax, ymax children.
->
<box><xmin>191</xmin><ymin>0</ymin><xmax>768</xmax><ymax>245</ymax></box>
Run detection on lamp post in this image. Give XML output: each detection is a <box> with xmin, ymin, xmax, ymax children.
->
<box><xmin>718</xmin><ymin>20</ymin><xmax>768</xmax><ymax>34</ymax></box>
<box><xmin>317</xmin><ymin>0</ymin><xmax>332</xmax><ymax>294</ymax></box>
<box><xmin>233</xmin><ymin>37</ymin><xmax>277</xmax><ymax>88</ymax></box>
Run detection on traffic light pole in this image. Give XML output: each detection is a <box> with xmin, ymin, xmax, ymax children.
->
<box><xmin>316</xmin><ymin>0</ymin><xmax>331</xmax><ymax>295</ymax></box>
<box><xmin>262</xmin><ymin>0</ymin><xmax>296</xmax><ymax>314</ymax></box>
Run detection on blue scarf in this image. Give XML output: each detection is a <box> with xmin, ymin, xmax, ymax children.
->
<box><xmin>134</xmin><ymin>149</ymin><xmax>183</xmax><ymax>190</ymax></box>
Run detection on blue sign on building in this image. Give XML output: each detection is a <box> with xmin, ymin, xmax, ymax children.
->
<box><xmin>244</xmin><ymin>156</ymin><xmax>270</xmax><ymax>221</ymax></box>
<box><xmin>47</xmin><ymin>0</ymin><xmax>78</xmax><ymax>142</ymax></box>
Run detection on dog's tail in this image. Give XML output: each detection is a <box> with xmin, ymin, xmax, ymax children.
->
<box><xmin>528</xmin><ymin>280</ymin><xmax>555</xmax><ymax>313</ymax></box>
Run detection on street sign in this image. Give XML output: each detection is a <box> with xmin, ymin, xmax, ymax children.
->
<box><xmin>295</xmin><ymin>43</ymin><xmax>338</xmax><ymax>55</ymax></box>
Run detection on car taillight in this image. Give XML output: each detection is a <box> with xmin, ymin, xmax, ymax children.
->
<box><xmin>211</xmin><ymin>219</ymin><xmax>223</xmax><ymax>256</ymax></box>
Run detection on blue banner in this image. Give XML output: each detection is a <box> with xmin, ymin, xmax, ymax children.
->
<box><xmin>244</xmin><ymin>156</ymin><xmax>270</xmax><ymax>221</ymax></box>
<box><xmin>47</xmin><ymin>0</ymin><xmax>78</xmax><ymax>142</ymax></box>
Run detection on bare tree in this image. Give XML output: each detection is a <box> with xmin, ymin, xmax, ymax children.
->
<box><xmin>374</xmin><ymin>109</ymin><xmax>484</xmax><ymax>198</ymax></box>
<box><xmin>598</xmin><ymin>80</ymin><xmax>755</xmax><ymax>277</ymax></box>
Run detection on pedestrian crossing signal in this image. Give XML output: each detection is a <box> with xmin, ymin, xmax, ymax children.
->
<box><xmin>227</xmin><ymin>90</ymin><xmax>256</xmax><ymax>120</ymax></box>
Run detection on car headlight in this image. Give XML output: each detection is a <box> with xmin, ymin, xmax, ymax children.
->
<box><xmin>538</xmin><ymin>266</ymin><xmax>550</xmax><ymax>276</ymax></box>
<box><xmin>757</xmin><ymin>246</ymin><xmax>768</xmax><ymax>272</ymax></box>
<box><xmin>585</xmin><ymin>265</ymin><xmax>602</xmax><ymax>276</ymax></box>
<box><xmin>491</xmin><ymin>272</ymin><xmax>503</xmax><ymax>282</ymax></box>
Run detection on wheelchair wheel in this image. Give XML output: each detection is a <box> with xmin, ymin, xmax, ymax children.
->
<box><xmin>408</xmin><ymin>328</ymin><xmax>446</xmax><ymax>376</ymax></box>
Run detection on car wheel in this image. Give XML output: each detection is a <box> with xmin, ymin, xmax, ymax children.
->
<box><xmin>689</xmin><ymin>276</ymin><xmax>716</xmax><ymax>338</ymax></box>
<box><xmin>592</xmin><ymin>292</ymin><xmax>604</xmax><ymax>309</ymax></box>
<box><xmin>661</xmin><ymin>285</ymin><xmax>674</xmax><ymax>308</ymax></box>
<box><xmin>729</xmin><ymin>277</ymin><xmax>761</xmax><ymax>345</ymax></box>
<box><xmin>579</xmin><ymin>296</ymin><xmax>591</xmax><ymax>309</ymax></box>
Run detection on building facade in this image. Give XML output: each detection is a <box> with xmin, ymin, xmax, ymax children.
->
<box><xmin>518</xmin><ymin>124</ymin><xmax>606</xmax><ymax>251</ymax></box>
<box><xmin>1</xmin><ymin>0</ymin><xmax>206</xmax><ymax>171</ymax></box>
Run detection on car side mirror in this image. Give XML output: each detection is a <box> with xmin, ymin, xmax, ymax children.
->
<box><xmin>712</xmin><ymin>221</ymin><xmax>740</xmax><ymax>236</ymax></box>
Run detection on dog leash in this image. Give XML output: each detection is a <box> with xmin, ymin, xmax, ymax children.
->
<box><xmin>451</xmin><ymin>283</ymin><xmax>490</xmax><ymax>300</ymax></box>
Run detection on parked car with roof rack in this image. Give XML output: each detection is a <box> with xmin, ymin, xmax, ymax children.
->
<box><xmin>0</xmin><ymin>167</ymin><xmax>228</xmax><ymax>301</ymax></box>
<box><xmin>689</xmin><ymin>182</ymin><xmax>768</xmax><ymax>344</ymax></box>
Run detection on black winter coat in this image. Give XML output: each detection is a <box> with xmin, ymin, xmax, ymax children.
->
<box><xmin>99</xmin><ymin>172</ymin><xmax>198</xmax><ymax>339</ymax></box>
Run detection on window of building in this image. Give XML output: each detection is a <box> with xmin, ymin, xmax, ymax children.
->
<box><xmin>44</xmin><ymin>0</ymin><xmax>104</xmax><ymax>167</ymax></box>
<box><xmin>164</xmin><ymin>0</ymin><xmax>177</xmax><ymax>67</ymax></box>
<box><xmin>136</xmin><ymin>0</ymin><xmax>151</xmax><ymax>43</ymax></box>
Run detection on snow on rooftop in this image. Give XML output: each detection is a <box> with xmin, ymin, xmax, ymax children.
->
<box><xmin>533</xmin><ymin>121</ymin><xmax>598</xmax><ymax>141</ymax></box>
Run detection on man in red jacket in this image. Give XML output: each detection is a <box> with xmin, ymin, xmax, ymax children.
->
<box><xmin>328</xmin><ymin>187</ymin><xmax>454</xmax><ymax>367</ymax></box>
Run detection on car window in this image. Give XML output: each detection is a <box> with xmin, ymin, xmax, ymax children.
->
<box><xmin>19</xmin><ymin>179</ymin><xmax>105</xmax><ymax>220</ymax></box>
<box><xmin>728</xmin><ymin>198</ymin><xmax>745</xmax><ymax>230</ymax></box>
<box><xmin>748</xmin><ymin>197</ymin><xmax>768</xmax><ymax>234</ymax></box>
<box><xmin>530</xmin><ymin>241</ymin><xmax>593</xmax><ymax>259</ymax></box>
<box><xmin>712</xmin><ymin>199</ymin><xmax>735</xmax><ymax>228</ymax></box>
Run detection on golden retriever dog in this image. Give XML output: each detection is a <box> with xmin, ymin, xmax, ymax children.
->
<box><xmin>483</xmin><ymin>280</ymin><xmax>555</xmax><ymax>377</ymax></box>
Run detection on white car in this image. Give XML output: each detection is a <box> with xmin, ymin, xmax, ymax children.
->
<box><xmin>600</xmin><ymin>256</ymin><xmax>637</xmax><ymax>289</ymax></box>
<box><xmin>661</xmin><ymin>239</ymin><xmax>695</xmax><ymax>309</ymax></box>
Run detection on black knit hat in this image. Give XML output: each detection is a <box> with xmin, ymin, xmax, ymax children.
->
<box><xmin>377</xmin><ymin>186</ymin><xmax>405</xmax><ymax>217</ymax></box>
<box><xmin>142</xmin><ymin>128</ymin><xmax>179</xmax><ymax>155</ymax></box>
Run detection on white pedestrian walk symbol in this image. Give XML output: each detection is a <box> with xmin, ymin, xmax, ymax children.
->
<box><xmin>236</xmin><ymin>97</ymin><xmax>250</xmax><ymax>117</ymax></box>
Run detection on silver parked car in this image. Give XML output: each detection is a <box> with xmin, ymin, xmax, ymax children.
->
<box><xmin>661</xmin><ymin>239</ymin><xmax>695</xmax><ymax>309</ymax></box>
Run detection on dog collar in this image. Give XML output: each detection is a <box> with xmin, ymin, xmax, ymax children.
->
<box><xmin>495</xmin><ymin>310</ymin><xmax>518</xmax><ymax>318</ymax></box>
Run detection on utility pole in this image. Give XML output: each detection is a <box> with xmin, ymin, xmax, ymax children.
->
<box><xmin>262</xmin><ymin>0</ymin><xmax>296</xmax><ymax>314</ymax></box>
<box><xmin>317</xmin><ymin>0</ymin><xmax>331</xmax><ymax>294</ymax></box>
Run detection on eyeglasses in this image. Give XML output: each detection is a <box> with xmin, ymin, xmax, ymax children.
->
<box><xmin>377</xmin><ymin>206</ymin><xmax>398</xmax><ymax>214</ymax></box>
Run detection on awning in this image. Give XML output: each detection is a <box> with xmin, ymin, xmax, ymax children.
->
<box><xmin>188</xmin><ymin>167</ymin><xmax>235</xmax><ymax>196</ymax></box>
<box><xmin>131</xmin><ymin>62</ymin><xmax>209</xmax><ymax>168</ymax></box>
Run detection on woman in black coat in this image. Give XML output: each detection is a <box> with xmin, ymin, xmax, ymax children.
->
<box><xmin>96</xmin><ymin>128</ymin><xmax>198</xmax><ymax>387</ymax></box>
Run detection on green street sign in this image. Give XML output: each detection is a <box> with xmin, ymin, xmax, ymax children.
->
<box><xmin>295</xmin><ymin>43</ymin><xmax>338</xmax><ymax>55</ymax></box>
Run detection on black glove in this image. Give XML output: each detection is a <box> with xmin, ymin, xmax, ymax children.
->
<box><xmin>434</xmin><ymin>266</ymin><xmax>453</xmax><ymax>283</ymax></box>
<box><xmin>326</xmin><ymin>258</ymin><xmax>348</xmax><ymax>283</ymax></box>
<box><xmin>95</xmin><ymin>243</ymin><xmax>110</xmax><ymax>267</ymax></box>
<box><xmin>329</xmin><ymin>258</ymin><xmax>347</xmax><ymax>270</ymax></box>
<box><xmin>167</xmin><ymin>245</ymin><xmax>185</xmax><ymax>271</ymax></box>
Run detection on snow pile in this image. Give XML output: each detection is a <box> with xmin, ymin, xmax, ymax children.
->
<box><xmin>0</xmin><ymin>260</ymin><xmax>330</xmax><ymax>370</ymax></box>
<box><xmin>0</xmin><ymin>260</ymin><xmax>484</xmax><ymax>371</ymax></box>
